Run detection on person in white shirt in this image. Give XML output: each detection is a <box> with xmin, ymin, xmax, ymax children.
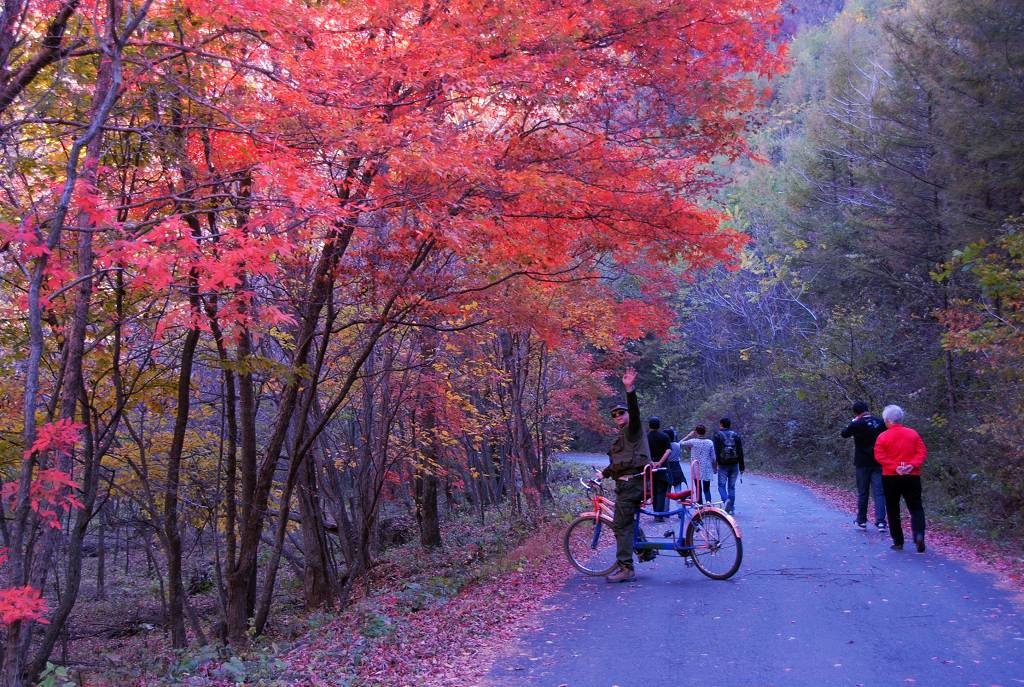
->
<box><xmin>680</xmin><ymin>425</ymin><xmax>716</xmax><ymax>503</ymax></box>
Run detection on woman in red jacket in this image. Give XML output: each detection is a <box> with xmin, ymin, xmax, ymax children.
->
<box><xmin>873</xmin><ymin>405</ymin><xmax>928</xmax><ymax>552</ymax></box>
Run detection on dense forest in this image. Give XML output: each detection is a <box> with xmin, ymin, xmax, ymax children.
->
<box><xmin>633</xmin><ymin>0</ymin><xmax>1024</xmax><ymax>543</ymax></box>
<box><xmin>0</xmin><ymin>0</ymin><xmax>1021</xmax><ymax>684</ymax></box>
<box><xmin>0</xmin><ymin>0</ymin><xmax>785</xmax><ymax>684</ymax></box>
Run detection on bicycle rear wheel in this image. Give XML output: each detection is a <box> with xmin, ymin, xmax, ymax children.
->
<box><xmin>685</xmin><ymin>510</ymin><xmax>742</xmax><ymax>580</ymax></box>
<box><xmin>564</xmin><ymin>516</ymin><xmax>618</xmax><ymax>576</ymax></box>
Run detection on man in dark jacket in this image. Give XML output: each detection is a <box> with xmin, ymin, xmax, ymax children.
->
<box><xmin>647</xmin><ymin>417</ymin><xmax>671</xmax><ymax>522</ymax></box>
<box><xmin>713</xmin><ymin>418</ymin><xmax>744</xmax><ymax>515</ymax></box>
<box><xmin>841</xmin><ymin>401</ymin><xmax>887</xmax><ymax>530</ymax></box>
<box><xmin>597</xmin><ymin>368</ymin><xmax>651</xmax><ymax>583</ymax></box>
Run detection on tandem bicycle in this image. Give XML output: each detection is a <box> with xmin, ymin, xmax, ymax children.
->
<box><xmin>563</xmin><ymin>464</ymin><xmax>743</xmax><ymax>580</ymax></box>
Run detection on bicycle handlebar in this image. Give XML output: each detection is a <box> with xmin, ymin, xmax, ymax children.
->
<box><xmin>587</xmin><ymin>465</ymin><xmax>666</xmax><ymax>484</ymax></box>
<box><xmin>626</xmin><ymin>465</ymin><xmax>666</xmax><ymax>478</ymax></box>
<box><xmin>581</xmin><ymin>464</ymin><xmax>667</xmax><ymax>491</ymax></box>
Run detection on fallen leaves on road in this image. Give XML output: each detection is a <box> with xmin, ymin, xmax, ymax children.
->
<box><xmin>762</xmin><ymin>473</ymin><xmax>1024</xmax><ymax>596</ymax></box>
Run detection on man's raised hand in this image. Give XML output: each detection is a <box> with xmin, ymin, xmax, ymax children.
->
<box><xmin>622</xmin><ymin>367</ymin><xmax>637</xmax><ymax>392</ymax></box>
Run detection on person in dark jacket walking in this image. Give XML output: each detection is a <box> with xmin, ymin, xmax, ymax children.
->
<box><xmin>841</xmin><ymin>401</ymin><xmax>887</xmax><ymax>530</ymax></box>
<box><xmin>713</xmin><ymin>418</ymin><xmax>744</xmax><ymax>514</ymax></box>
<box><xmin>596</xmin><ymin>368</ymin><xmax>652</xmax><ymax>582</ymax></box>
<box><xmin>647</xmin><ymin>417</ymin><xmax>671</xmax><ymax>521</ymax></box>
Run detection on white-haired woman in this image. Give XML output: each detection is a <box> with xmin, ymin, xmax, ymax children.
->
<box><xmin>874</xmin><ymin>405</ymin><xmax>928</xmax><ymax>552</ymax></box>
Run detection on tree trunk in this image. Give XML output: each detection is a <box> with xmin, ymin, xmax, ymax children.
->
<box><xmin>95</xmin><ymin>505</ymin><xmax>107</xmax><ymax>600</ymax></box>
<box><xmin>298</xmin><ymin>453</ymin><xmax>333</xmax><ymax>609</ymax></box>
<box><xmin>415</xmin><ymin>472</ymin><xmax>442</xmax><ymax>548</ymax></box>
<box><xmin>225</xmin><ymin>227</ymin><xmax>430</xmax><ymax>645</ymax></box>
<box><xmin>163</xmin><ymin>325</ymin><xmax>201</xmax><ymax>648</ymax></box>
<box><xmin>415</xmin><ymin>328</ymin><xmax>442</xmax><ymax>548</ymax></box>
<box><xmin>224</xmin><ymin>227</ymin><xmax>350</xmax><ymax>645</ymax></box>
<box><xmin>225</xmin><ymin>328</ymin><xmax>260</xmax><ymax>646</ymax></box>
<box><xmin>16</xmin><ymin>21</ymin><xmax>141</xmax><ymax>679</ymax></box>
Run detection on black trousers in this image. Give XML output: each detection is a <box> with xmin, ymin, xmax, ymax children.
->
<box><xmin>882</xmin><ymin>475</ymin><xmax>926</xmax><ymax>546</ymax></box>
<box><xmin>692</xmin><ymin>481</ymin><xmax>716</xmax><ymax>501</ymax></box>
<box><xmin>652</xmin><ymin>474</ymin><xmax>669</xmax><ymax>516</ymax></box>
<box><xmin>667</xmin><ymin>461</ymin><xmax>685</xmax><ymax>489</ymax></box>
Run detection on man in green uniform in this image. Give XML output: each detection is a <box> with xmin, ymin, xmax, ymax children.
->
<box><xmin>597</xmin><ymin>368</ymin><xmax>652</xmax><ymax>583</ymax></box>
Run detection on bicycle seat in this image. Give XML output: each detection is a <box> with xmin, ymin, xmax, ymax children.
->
<box><xmin>667</xmin><ymin>489</ymin><xmax>692</xmax><ymax>501</ymax></box>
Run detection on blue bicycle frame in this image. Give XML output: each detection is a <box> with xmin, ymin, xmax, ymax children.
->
<box><xmin>633</xmin><ymin>500</ymin><xmax>698</xmax><ymax>553</ymax></box>
<box><xmin>630</xmin><ymin>465</ymin><xmax>732</xmax><ymax>554</ymax></box>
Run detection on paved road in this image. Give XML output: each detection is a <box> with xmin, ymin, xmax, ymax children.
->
<box><xmin>487</xmin><ymin>463</ymin><xmax>1024</xmax><ymax>687</ymax></box>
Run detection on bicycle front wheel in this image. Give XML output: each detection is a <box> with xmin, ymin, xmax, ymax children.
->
<box><xmin>685</xmin><ymin>510</ymin><xmax>742</xmax><ymax>580</ymax></box>
<box><xmin>564</xmin><ymin>516</ymin><xmax>618</xmax><ymax>576</ymax></box>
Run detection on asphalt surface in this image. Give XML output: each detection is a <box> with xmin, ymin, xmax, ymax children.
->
<box><xmin>486</xmin><ymin>458</ymin><xmax>1024</xmax><ymax>687</ymax></box>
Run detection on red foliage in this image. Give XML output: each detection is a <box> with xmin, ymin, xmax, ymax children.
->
<box><xmin>1</xmin><ymin>0</ymin><xmax>790</xmax><ymax>662</ymax></box>
<box><xmin>24</xmin><ymin>418</ymin><xmax>84</xmax><ymax>458</ymax></box>
<box><xmin>0</xmin><ymin>422</ymin><xmax>83</xmax><ymax>628</ymax></box>
<box><xmin>0</xmin><ymin>419</ymin><xmax>83</xmax><ymax>631</ymax></box>
<box><xmin>0</xmin><ymin>549</ymin><xmax>50</xmax><ymax>626</ymax></box>
<box><xmin>0</xmin><ymin>586</ymin><xmax>49</xmax><ymax>626</ymax></box>
<box><xmin>2</xmin><ymin>469</ymin><xmax>83</xmax><ymax>530</ymax></box>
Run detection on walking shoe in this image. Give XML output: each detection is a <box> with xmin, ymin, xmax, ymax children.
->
<box><xmin>914</xmin><ymin>533</ymin><xmax>926</xmax><ymax>553</ymax></box>
<box><xmin>856</xmin><ymin>522</ymin><xmax>867</xmax><ymax>530</ymax></box>
<box><xmin>724</xmin><ymin>499</ymin><xmax>733</xmax><ymax>514</ymax></box>
<box><xmin>890</xmin><ymin>543</ymin><xmax>903</xmax><ymax>551</ymax></box>
<box><xmin>875</xmin><ymin>522</ymin><xmax>888</xmax><ymax>530</ymax></box>
<box><xmin>606</xmin><ymin>566</ymin><xmax>636</xmax><ymax>583</ymax></box>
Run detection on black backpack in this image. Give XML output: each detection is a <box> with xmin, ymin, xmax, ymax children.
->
<box><xmin>718</xmin><ymin>430</ymin><xmax>739</xmax><ymax>465</ymax></box>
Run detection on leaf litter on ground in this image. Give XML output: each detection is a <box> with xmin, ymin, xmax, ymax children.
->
<box><xmin>167</xmin><ymin>469</ymin><xmax>1024</xmax><ymax>686</ymax></box>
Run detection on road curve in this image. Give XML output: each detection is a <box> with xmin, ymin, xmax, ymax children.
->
<box><xmin>485</xmin><ymin>468</ymin><xmax>1024</xmax><ymax>687</ymax></box>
